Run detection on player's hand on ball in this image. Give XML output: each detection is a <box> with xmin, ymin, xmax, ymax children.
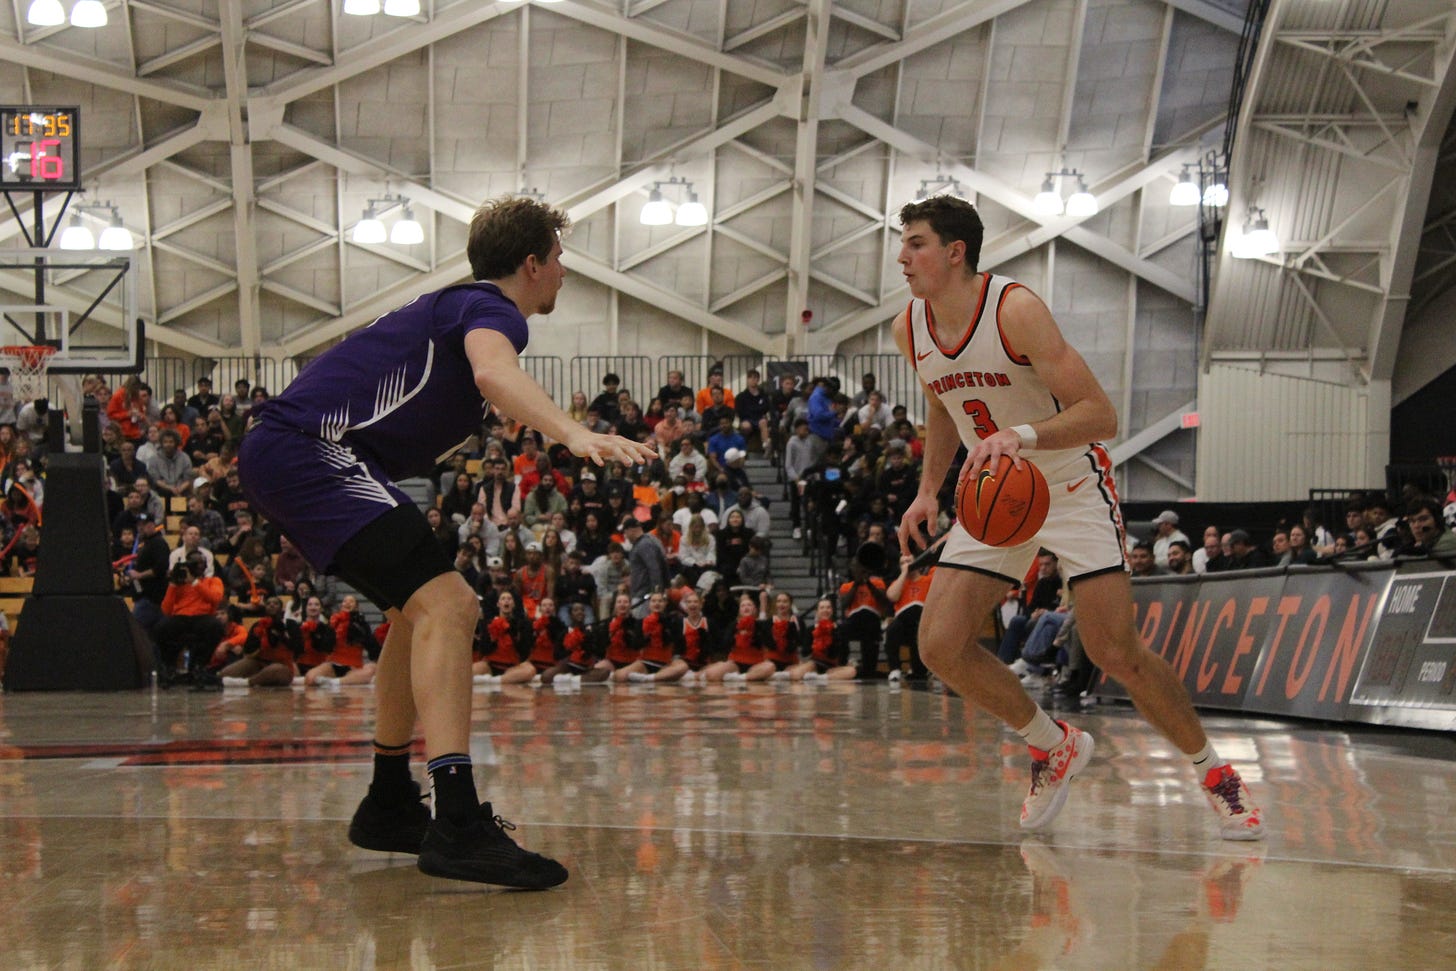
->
<box><xmin>968</xmin><ymin>427</ymin><xmax>1024</xmax><ymax>474</ymax></box>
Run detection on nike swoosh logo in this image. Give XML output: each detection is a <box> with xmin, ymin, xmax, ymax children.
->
<box><xmin>916</xmin><ymin>349</ymin><xmax>934</xmax><ymax>361</ymax></box>
<box><xmin>1066</xmin><ymin>476</ymin><xmax>1091</xmax><ymax>494</ymax></box>
<box><xmin>974</xmin><ymin>468</ymin><xmax>996</xmax><ymax>514</ymax></box>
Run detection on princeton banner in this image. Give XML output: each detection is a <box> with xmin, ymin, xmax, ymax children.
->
<box><xmin>1092</xmin><ymin>561</ymin><xmax>1456</xmax><ymax>730</ymax></box>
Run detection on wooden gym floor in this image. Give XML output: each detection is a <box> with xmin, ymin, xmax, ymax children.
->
<box><xmin>1</xmin><ymin>681</ymin><xmax>1453</xmax><ymax>970</ymax></box>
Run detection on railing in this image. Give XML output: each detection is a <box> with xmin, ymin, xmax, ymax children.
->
<box><xmin>849</xmin><ymin>352</ymin><xmax>923</xmax><ymax>424</ymax></box>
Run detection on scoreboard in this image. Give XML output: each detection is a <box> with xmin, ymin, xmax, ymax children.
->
<box><xmin>0</xmin><ymin>106</ymin><xmax>81</xmax><ymax>191</ymax></box>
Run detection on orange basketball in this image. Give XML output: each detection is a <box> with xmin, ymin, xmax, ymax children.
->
<box><xmin>955</xmin><ymin>454</ymin><xmax>1050</xmax><ymax>548</ymax></box>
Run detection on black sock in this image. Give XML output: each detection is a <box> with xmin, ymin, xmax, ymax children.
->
<box><xmin>371</xmin><ymin>740</ymin><xmax>413</xmax><ymax>797</ymax></box>
<box><xmin>426</xmin><ymin>753</ymin><xmax>478</xmax><ymax>825</ymax></box>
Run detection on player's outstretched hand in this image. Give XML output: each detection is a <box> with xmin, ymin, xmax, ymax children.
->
<box><xmin>898</xmin><ymin>493</ymin><xmax>939</xmax><ymax>554</ymax></box>
<box><xmin>566</xmin><ymin>429</ymin><xmax>660</xmax><ymax>469</ymax></box>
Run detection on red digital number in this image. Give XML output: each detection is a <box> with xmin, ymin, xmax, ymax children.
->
<box><xmin>962</xmin><ymin>399</ymin><xmax>1000</xmax><ymax>439</ymax></box>
<box><xmin>30</xmin><ymin>138</ymin><xmax>63</xmax><ymax>180</ymax></box>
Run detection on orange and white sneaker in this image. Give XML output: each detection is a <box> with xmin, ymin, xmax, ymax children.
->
<box><xmin>1201</xmin><ymin>764</ymin><xmax>1264</xmax><ymax>841</ymax></box>
<box><xmin>1020</xmin><ymin>722</ymin><xmax>1094</xmax><ymax>831</ymax></box>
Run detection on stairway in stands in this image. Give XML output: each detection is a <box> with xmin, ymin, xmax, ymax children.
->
<box><xmin>742</xmin><ymin>452</ymin><xmax>827</xmax><ymax>611</ymax></box>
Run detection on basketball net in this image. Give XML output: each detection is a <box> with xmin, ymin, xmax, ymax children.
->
<box><xmin>0</xmin><ymin>346</ymin><xmax>56</xmax><ymax>403</ymax></box>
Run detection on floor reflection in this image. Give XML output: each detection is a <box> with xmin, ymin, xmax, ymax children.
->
<box><xmin>0</xmin><ymin>684</ymin><xmax>1454</xmax><ymax>968</ymax></box>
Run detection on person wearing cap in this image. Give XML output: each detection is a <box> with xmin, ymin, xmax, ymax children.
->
<box><xmin>124</xmin><ymin>512</ymin><xmax>172</xmax><ymax>631</ymax></box>
<box><xmin>1226</xmin><ymin>529</ymin><xmax>1269</xmax><ymax>570</ymax></box>
<box><xmin>1150</xmin><ymin>510</ymin><xmax>1189</xmax><ymax>569</ymax></box>
<box><xmin>514</xmin><ymin>541</ymin><xmax>553</xmax><ymax>615</ymax></box>
<box><xmin>553</xmin><ymin>549</ymin><xmax>598</xmax><ymax>625</ymax></box>
<box><xmin>695</xmin><ymin>364</ymin><xmax>735</xmax><ymax>414</ymax></box>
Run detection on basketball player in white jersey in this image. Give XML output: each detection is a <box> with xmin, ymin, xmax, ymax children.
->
<box><xmin>893</xmin><ymin>195</ymin><xmax>1262</xmax><ymax>841</ymax></box>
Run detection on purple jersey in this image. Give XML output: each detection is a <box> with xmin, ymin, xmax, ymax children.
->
<box><xmin>252</xmin><ymin>282</ymin><xmax>528</xmax><ymax>480</ymax></box>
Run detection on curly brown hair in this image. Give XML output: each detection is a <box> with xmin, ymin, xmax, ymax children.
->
<box><xmin>467</xmin><ymin>196</ymin><xmax>571</xmax><ymax>281</ymax></box>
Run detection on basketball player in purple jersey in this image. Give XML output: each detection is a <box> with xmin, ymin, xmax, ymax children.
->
<box><xmin>238</xmin><ymin>198</ymin><xmax>658</xmax><ymax>886</ymax></box>
<box><xmin>893</xmin><ymin>195</ymin><xmax>1262</xmax><ymax>841</ymax></box>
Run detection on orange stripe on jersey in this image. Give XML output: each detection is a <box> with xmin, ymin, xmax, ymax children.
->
<box><xmin>905</xmin><ymin>301</ymin><xmax>919</xmax><ymax>372</ymax></box>
<box><xmin>995</xmin><ymin>282</ymin><xmax>1031</xmax><ymax>365</ymax></box>
<box><xmin>926</xmin><ymin>273</ymin><xmax>990</xmax><ymax>359</ymax></box>
<box><xmin>1090</xmin><ymin>444</ymin><xmax>1128</xmax><ymax>566</ymax></box>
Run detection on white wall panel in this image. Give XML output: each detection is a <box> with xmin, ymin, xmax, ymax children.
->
<box><xmin>1195</xmin><ymin>365</ymin><xmax>1388</xmax><ymax>500</ymax></box>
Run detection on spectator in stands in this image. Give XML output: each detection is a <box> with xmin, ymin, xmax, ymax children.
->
<box><xmin>653</xmin><ymin>405</ymin><xmax>687</xmax><ymax>459</ymax></box>
<box><xmin>1149</xmin><ymin>510</ymin><xmax>1189</xmax><ymax>568</ymax></box>
<box><xmin>807</xmin><ymin>376</ymin><xmax>839</xmax><ymax>445</ymax></box>
<box><xmin>515</xmin><ymin>541</ymin><xmax>553</xmax><ymax>615</ymax></box>
<box><xmin>177</xmin><ymin>495</ymin><xmax>225</xmax><ymax>554</ymax></box>
<box><xmin>725</xmin><ymin>487</ymin><xmax>770</xmax><ymax>538</ymax></box>
<box><xmin>1402</xmin><ymin>497</ymin><xmax>1456</xmax><ymax>558</ymax></box>
<box><xmin>1128</xmin><ymin>542</ymin><xmax>1163</xmax><ymax>577</ymax></box>
<box><xmin>185</xmin><ymin>376</ymin><xmax>217</xmax><ymax>417</ymax></box>
<box><xmin>128</xmin><ymin>477</ymin><xmax>165</xmax><ymax>525</ymax></box>
<box><xmin>852</xmin><ymin>389</ymin><xmax>894</xmax><ymax>434</ymax></box>
<box><xmin>155</xmin><ymin>403</ymin><xmax>191</xmax><ymax>449</ymax></box>
<box><xmin>217</xmin><ymin>394</ymin><xmax>245</xmax><ymax>440</ymax></box>
<box><xmin>613</xmin><ymin>400</ymin><xmax>649</xmax><ymax>443</ymax></box>
<box><xmin>273</xmin><ymin>535</ymin><xmax>310</xmax><ymax>594</ymax></box>
<box><xmin>1192</xmin><ymin>525</ymin><xmax>1225</xmax><ymax>573</ymax></box>
<box><xmin>424</xmin><ymin>507</ymin><xmax>457</xmax><ymax>560</ymax></box>
<box><xmin>735</xmin><ymin>535</ymin><xmax>770</xmax><ymax>591</ymax></box>
<box><xmin>456</xmin><ymin>502</ymin><xmax>499</xmax><ymax>557</ymax></box>
<box><xmin>567</xmin><ymin>390</ymin><xmax>590</xmax><ymax>425</ymax></box>
<box><xmin>698</xmin><ymin>386</ymin><xmax>733</xmax><ymax>433</ymax></box>
<box><xmin>590</xmin><ymin>373</ymin><xmax>623</xmax><ymax>426</ymax></box>
<box><xmin>655</xmin><ymin>371</ymin><xmax>687</xmax><ymax>412</ymax></box>
<box><xmin>672</xmin><ymin>490</ymin><xmax>717</xmax><ymax>533</ymax></box>
<box><xmin>851</xmin><ymin>372</ymin><xmax>877</xmax><ymax>410</ymax></box>
<box><xmin>522</xmin><ymin>471</ymin><xmax>567</xmax><ymax>531</ymax></box>
<box><xmin>621</xmin><ymin>517</ymin><xmax>669</xmax><ymax>601</ymax></box>
<box><xmin>1285</xmin><ymin>525</ymin><xmax>1318</xmax><ymax>565</ymax></box>
<box><xmin>1227</xmin><ymin>530</ymin><xmax>1269</xmax><ymax>570</ymax></box>
<box><xmin>4</xmin><ymin>525</ymin><xmax>40</xmax><ymax>577</ymax></box>
<box><xmin>1366</xmin><ymin>494</ymin><xmax>1401</xmax><ymax>559</ymax></box>
<box><xmin>476</xmin><ymin>458</ymin><xmax>521</xmax><ymax>527</ymax></box>
<box><xmin>875</xmin><ymin>441</ymin><xmax>918</xmax><ymax>519</ymax></box>
<box><xmin>167</xmin><ymin>525</ymin><xmax>216</xmax><ymax>578</ymax></box>
<box><xmin>695</xmin><ymin>364</ymin><xmax>734</xmax><ymax>415</ymax></box>
<box><xmin>109</xmin><ymin>440</ymin><xmax>144</xmax><ymax>491</ymax></box>
<box><xmin>715</xmin><ymin>508</ymin><xmax>753</xmax><ymax>583</ymax></box>
<box><xmin>720</xmin><ymin>447</ymin><xmax>752</xmax><ymax>493</ymax></box>
<box><xmin>997</xmin><ymin>552</ymin><xmax>1062</xmax><ymax>664</ymax></box>
<box><xmin>210</xmin><ymin>466</ymin><xmax>249</xmax><ymax>526</ymax></box>
<box><xmin>735</xmin><ymin>369</ymin><xmax>772</xmax><ymax>453</ymax></box>
<box><xmin>669</xmin><ymin>436</ymin><xmax>708</xmax><ymax>484</ymax></box>
<box><xmin>439</xmin><ymin>472</ymin><xmax>478</xmax><ymax>524</ymax></box>
<box><xmin>676</xmin><ymin>513</ymin><xmax>716</xmax><ymax>585</ymax></box>
<box><xmin>108</xmin><ymin>378</ymin><xmax>154</xmax><ymax>444</ymax></box>
<box><xmin>154</xmin><ymin>550</ymin><xmax>226</xmax><ymax>682</ymax></box>
<box><xmin>587</xmin><ymin>541</ymin><xmax>628</xmax><ymax>617</ymax></box>
<box><xmin>554</xmin><ymin>549</ymin><xmax>598</xmax><ymax>624</ymax></box>
<box><xmin>1270</xmin><ymin>529</ymin><xmax>1292</xmax><ymax>566</ymax></box>
<box><xmin>1301</xmin><ymin>506</ymin><xmax>1336</xmax><ymax>554</ymax></box>
<box><xmin>146</xmin><ymin>429</ymin><xmax>193</xmax><ymax>502</ymax></box>
<box><xmin>1166</xmin><ymin>540</ymin><xmax>1194</xmax><ymax>575</ymax></box>
<box><xmin>111</xmin><ymin>488</ymin><xmax>147</xmax><ymax>542</ymax></box>
<box><xmin>1343</xmin><ymin>500</ymin><xmax>1366</xmax><ymax>542</ymax></box>
<box><xmin>126</xmin><ymin>513</ymin><xmax>171</xmax><ymax>631</ymax></box>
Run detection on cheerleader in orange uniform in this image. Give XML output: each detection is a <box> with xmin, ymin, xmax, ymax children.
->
<box><xmin>219</xmin><ymin>597</ymin><xmax>295</xmax><ymax>687</ymax></box>
<box><xmin>764</xmin><ymin>591</ymin><xmax>803</xmax><ymax>678</ymax></box>
<box><xmin>597</xmin><ymin>592</ymin><xmax>644</xmax><ymax>683</ymax></box>
<box><xmin>540</xmin><ymin>601</ymin><xmax>611</xmax><ymax>686</ymax></box>
<box><xmin>626</xmin><ymin>592</ymin><xmax>690</xmax><ymax>683</ymax></box>
<box><xmin>525</xmin><ymin>596</ymin><xmax>566</xmax><ymax>677</ymax></box>
<box><xmin>306</xmin><ymin>594</ymin><xmax>379</xmax><ymax>686</ymax></box>
<box><xmin>700</xmin><ymin>593</ymin><xmax>775</xmax><ymax>683</ymax></box>
<box><xmin>472</xmin><ymin>590</ymin><xmax>536</xmax><ymax>685</ymax></box>
<box><xmin>783</xmin><ymin>597</ymin><xmax>857</xmax><ymax>683</ymax></box>
<box><xmin>207</xmin><ymin>604</ymin><xmax>249</xmax><ymax>670</ymax></box>
<box><xmin>289</xmin><ymin>595</ymin><xmax>335</xmax><ymax>683</ymax></box>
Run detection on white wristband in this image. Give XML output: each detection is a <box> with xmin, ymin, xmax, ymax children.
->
<box><xmin>1011</xmin><ymin>424</ymin><xmax>1037</xmax><ymax>449</ymax></box>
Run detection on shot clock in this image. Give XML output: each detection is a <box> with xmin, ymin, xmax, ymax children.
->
<box><xmin>1</xmin><ymin>106</ymin><xmax>81</xmax><ymax>190</ymax></box>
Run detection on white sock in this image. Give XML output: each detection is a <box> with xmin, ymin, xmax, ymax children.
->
<box><xmin>1016</xmin><ymin>709</ymin><xmax>1066</xmax><ymax>753</ymax></box>
<box><xmin>1189</xmin><ymin>741</ymin><xmax>1225</xmax><ymax>771</ymax></box>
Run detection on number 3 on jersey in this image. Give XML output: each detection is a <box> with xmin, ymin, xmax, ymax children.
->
<box><xmin>962</xmin><ymin>399</ymin><xmax>1000</xmax><ymax>439</ymax></box>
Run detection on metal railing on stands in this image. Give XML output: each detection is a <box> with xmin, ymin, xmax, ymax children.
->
<box><xmin>850</xmin><ymin>352</ymin><xmax>924</xmax><ymax>424</ymax></box>
<box><xmin>566</xmin><ymin>356</ymin><xmax>655</xmax><ymax>408</ymax></box>
<box><xmin>655</xmin><ymin>354</ymin><xmax>765</xmax><ymax>402</ymax></box>
<box><xmin>519</xmin><ymin>356</ymin><xmax>563</xmax><ymax>403</ymax></box>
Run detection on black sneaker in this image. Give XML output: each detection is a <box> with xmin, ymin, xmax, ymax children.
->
<box><xmin>348</xmin><ymin>782</ymin><xmax>431</xmax><ymax>855</ymax></box>
<box><xmin>417</xmin><ymin>802</ymin><xmax>568</xmax><ymax>888</ymax></box>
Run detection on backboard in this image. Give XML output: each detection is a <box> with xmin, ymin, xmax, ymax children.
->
<box><xmin>0</xmin><ymin>247</ymin><xmax>141</xmax><ymax>374</ymax></box>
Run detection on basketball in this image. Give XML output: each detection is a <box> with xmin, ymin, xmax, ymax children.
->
<box><xmin>954</xmin><ymin>454</ymin><xmax>1050</xmax><ymax>547</ymax></box>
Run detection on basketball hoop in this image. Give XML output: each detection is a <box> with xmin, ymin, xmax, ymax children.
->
<box><xmin>0</xmin><ymin>345</ymin><xmax>57</xmax><ymax>403</ymax></box>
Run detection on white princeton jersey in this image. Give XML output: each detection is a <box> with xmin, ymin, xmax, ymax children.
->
<box><xmin>908</xmin><ymin>273</ymin><xmax>1100</xmax><ymax>483</ymax></box>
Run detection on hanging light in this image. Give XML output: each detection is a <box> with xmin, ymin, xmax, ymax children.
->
<box><xmin>382</xmin><ymin>0</ymin><xmax>420</xmax><ymax>15</ymax></box>
<box><xmin>1231</xmin><ymin>209</ymin><xmax>1278</xmax><ymax>259</ymax></box>
<box><xmin>1064</xmin><ymin>176</ymin><xmax>1098</xmax><ymax>218</ymax></box>
<box><xmin>343</xmin><ymin>0</ymin><xmax>381</xmax><ymax>14</ymax></box>
<box><xmin>1201</xmin><ymin>181</ymin><xmax>1229</xmax><ymax>208</ymax></box>
<box><xmin>25</xmin><ymin>0</ymin><xmax>65</xmax><ymax>26</ymax></box>
<box><xmin>352</xmin><ymin>207</ymin><xmax>387</xmax><ymax>244</ymax></box>
<box><xmin>640</xmin><ymin>187</ymin><xmax>673</xmax><ymax>226</ymax></box>
<box><xmin>1169</xmin><ymin>165</ymin><xmax>1201</xmax><ymax>207</ymax></box>
<box><xmin>1032</xmin><ymin>177</ymin><xmax>1063</xmax><ymax>217</ymax></box>
<box><xmin>97</xmin><ymin>209</ymin><xmax>134</xmax><ymax>250</ymax></box>
<box><xmin>674</xmin><ymin>188</ymin><xmax>708</xmax><ymax>227</ymax></box>
<box><xmin>70</xmin><ymin>0</ymin><xmax>107</xmax><ymax>26</ymax></box>
<box><xmin>390</xmin><ymin>207</ymin><xmax>424</xmax><ymax>244</ymax></box>
<box><xmin>58</xmin><ymin>213</ymin><xmax>95</xmax><ymax>250</ymax></box>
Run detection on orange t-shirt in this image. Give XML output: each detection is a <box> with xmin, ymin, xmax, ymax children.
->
<box><xmin>894</xmin><ymin>568</ymin><xmax>935</xmax><ymax>615</ymax></box>
<box><xmin>838</xmin><ymin>577</ymin><xmax>888</xmax><ymax>618</ymax></box>
<box><xmin>696</xmin><ymin>386</ymin><xmax>735</xmax><ymax>413</ymax></box>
